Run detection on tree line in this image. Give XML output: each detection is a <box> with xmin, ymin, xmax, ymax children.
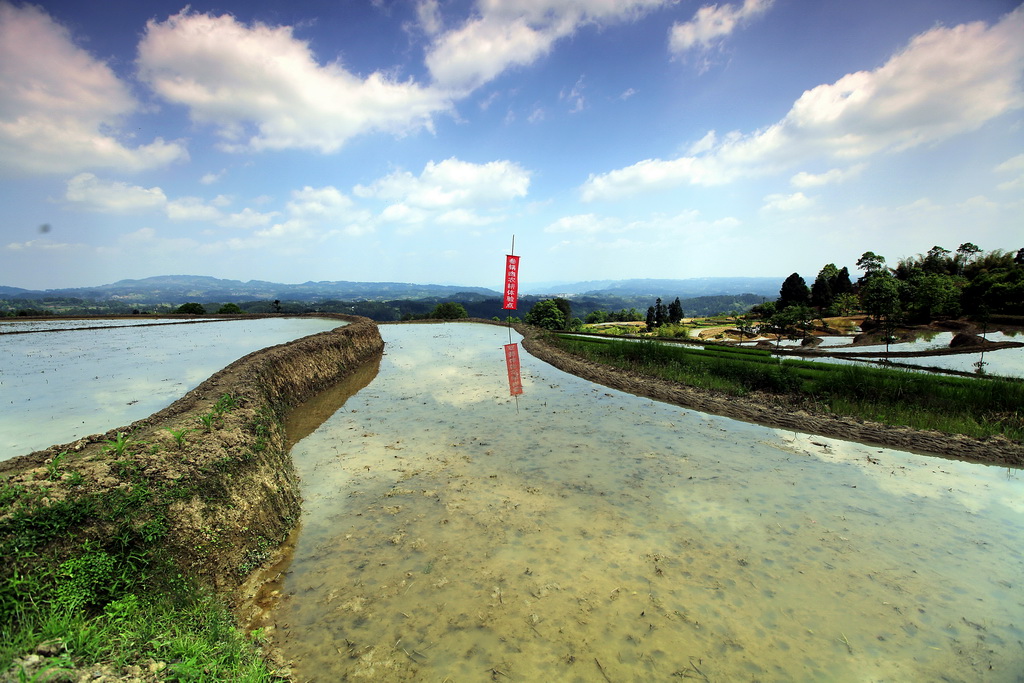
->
<box><xmin>749</xmin><ymin>244</ymin><xmax>1024</xmax><ymax>339</ymax></box>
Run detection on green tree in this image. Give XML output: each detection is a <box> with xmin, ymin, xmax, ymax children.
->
<box><xmin>830</xmin><ymin>292</ymin><xmax>860</xmax><ymax>316</ymax></box>
<box><xmin>552</xmin><ymin>298</ymin><xmax>572</xmax><ymax>330</ymax></box>
<box><xmin>778</xmin><ymin>273</ymin><xmax>810</xmax><ymax>309</ymax></box>
<box><xmin>903</xmin><ymin>273</ymin><xmax>963</xmax><ymax>321</ymax></box>
<box><xmin>856</xmin><ymin>251</ymin><xmax>886</xmax><ymax>277</ymax></box>
<box><xmin>175</xmin><ymin>302</ymin><xmax>206</xmax><ymax>315</ymax></box>
<box><xmin>749</xmin><ymin>300</ymin><xmax>776</xmax><ymax>319</ymax></box>
<box><xmin>922</xmin><ymin>245</ymin><xmax>952</xmax><ymax>275</ymax></box>
<box><xmin>525</xmin><ymin>299</ymin><xmax>566</xmax><ymax>330</ymax></box>
<box><xmin>833</xmin><ymin>267</ymin><xmax>854</xmax><ymax>296</ymax></box>
<box><xmin>765</xmin><ymin>305</ymin><xmax>813</xmax><ymax>348</ymax></box>
<box><xmin>954</xmin><ymin>242</ymin><xmax>981</xmax><ymax>274</ymax></box>
<box><xmin>653</xmin><ymin>297</ymin><xmax>667</xmax><ymax>327</ymax></box>
<box><xmin>429</xmin><ymin>302</ymin><xmax>469</xmax><ymax>319</ymax></box>
<box><xmin>586</xmin><ymin>310</ymin><xmax>608</xmax><ymax>324</ymax></box>
<box><xmin>860</xmin><ymin>272</ymin><xmax>901</xmax><ymax>322</ymax></box>
<box><xmin>217</xmin><ymin>303</ymin><xmax>242</xmax><ymax>314</ymax></box>
<box><xmin>667</xmin><ymin>297</ymin><xmax>684</xmax><ymax>324</ymax></box>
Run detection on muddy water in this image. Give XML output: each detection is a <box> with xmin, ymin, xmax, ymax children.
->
<box><xmin>275</xmin><ymin>323</ymin><xmax>1024</xmax><ymax>682</ymax></box>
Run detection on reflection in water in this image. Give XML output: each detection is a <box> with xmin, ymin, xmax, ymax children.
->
<box><xmin>0</xmin><ymin>318</ymin><xmax>344</xmax><ymax>460</ymax></box>
<box><xmin>284</xmin><ymin>354</ymin><xmax>382</xmax><ymax>449</ymax></box>
<box><xmin>275</xmin><ymin>323</ymin><xmax>1024</xmax><ymax>682</ymax></box>
<box><xmin>504</xmin><ymin>342</ymin><xmax>523</xmax><ymax>396</ymax></box>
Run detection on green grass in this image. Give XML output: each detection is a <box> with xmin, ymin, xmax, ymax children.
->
<box><xmin>551</xmin><ymin>335</ymin><xmax>1024</xmax><ymax>441</ymax></box>
<box><xmin>0</xmin><ymin>424</ymin><xmax>279</xmax><ymax>681</ymax></box>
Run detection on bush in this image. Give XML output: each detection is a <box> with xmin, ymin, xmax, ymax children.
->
<box><xmin>429</xmin><ymin>302</ymin><xmax>469</xmax><ymax>319</ymax></box>
<box><xmin>175</xmin><ymin>303</ymin><xmax>206</xmax><ymax>315</ymax></box>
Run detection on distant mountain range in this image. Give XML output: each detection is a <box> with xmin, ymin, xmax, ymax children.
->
<box><xmin>1</xmin><ymin>275</ymin><xmax>783</xmax><ymax>304</ymax></box>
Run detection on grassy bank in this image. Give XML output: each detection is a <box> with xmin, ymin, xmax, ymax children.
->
<box><xmin>550</xmin><ymin>335</ymin><xmax>1024</xmax><ymax>441</ymax></box>
<box><xmin>0</xmin><ymin>397</ymin><xmax>281</xmax><ymax>681</ymax></box>
<box><xmin>0</xmin><ymin>316</ymin><xmax>385</xmax><ymax>681</ymax></box>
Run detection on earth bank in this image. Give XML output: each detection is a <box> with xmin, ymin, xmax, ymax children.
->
<box><xmin>0</xmin><ymin>314</ymin><xmax>383</xmax><ymax>681</ymax></box>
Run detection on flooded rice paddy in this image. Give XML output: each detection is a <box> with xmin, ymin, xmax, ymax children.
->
<box><xmin>0</xmin><ymin>317</ymin><xmax>343</xmax><ymax>460</ymax></box>
<box><xmin>273</xmin><ymin>323</ymin><xmax>1024</xmax><ymax>682</ymax></box>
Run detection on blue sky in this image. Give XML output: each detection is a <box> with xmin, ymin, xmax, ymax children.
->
<box><xmin>1</xmin><ymin>0</ymin><xmax>1021</xmax><ymax>290</ymax></box>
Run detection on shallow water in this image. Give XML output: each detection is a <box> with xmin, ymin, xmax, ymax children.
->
<box><xmin>0</xmin><ymin>318</ymin><xmax>343</xmax><ymax>460</ymax></box>
<box><xmin>0</xmin><ymin>317</ymin><xmax>218</xmax><ymax>332</ymax></box>
<box><xmin>274</xmin><ymin>323</ymin><xmax>1024</xmax><ymax>682</ymax></box>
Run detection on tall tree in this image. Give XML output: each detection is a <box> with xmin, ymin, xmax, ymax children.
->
<box><xmin>653</xmin><ymin>297</ymin><xmax>667</xmax><ymax>327</ymax></box>
<box><xmin>667</xmin><ymin>297</ymin><xmax>684</xmax><ymax>324</ymax></box>
<box><xmin>552</xmin><ymin>297</ymin><xmax>573</xmax><ymax>330</ymax></box>
<box><xmin>810</xmin><ymin>264</ymin><xmax>838</xmax><ymax>309</ymax></box>
<box><xmin>954</xmin><ymin>242</ymin><xmax>981</xmax><ymax>274</ymax></box>
<box><xmin>832</xmin><ymin>267</ymin><xmax>854</xmax><ymax>296</ymax></box>
<box><xmin>778</xmin><ymin>273</ymin><xmax>811</xmax><ymax>309</ymax></box>
<box><xmin>860</xmin><ymin>272</ymin><xmax>902</xmax><ymax>322</ymax></box>
<box><xmin>922</xmin><ymin>245</ymin><xmax>952</xmax><ymax>275</ymax></box>
<box><xmin>856</xmin><ymin>251</ymin><xmax>886</xmax><ymax>278</ymax></box>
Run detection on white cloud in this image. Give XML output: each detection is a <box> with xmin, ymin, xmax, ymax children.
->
<box><xmin>761</xmin><ymin>191</ymin><xmax>812</xmax><ymax>212</ymax></box>
<box><xmin>200</xmin><ymin>169</ymin><xmax>226</xmax><ymax>185</ymax></box>
<box><xmin>436</xmin><ymin>208</ymin><xmax>500</xmax><ymax>226</ymax></box>
<box><xmin>995</xmin><ymin>153</ymin><xmax>1024</xmax><ymax>191</ymax></box>
<box><xmin>415</xmin><ymin>0</ymin><xmax>443</xmax><ymax>36</ymax></box>
<box><xmin>355</xmin><ymin>158</ymin><xmax>530</xmax><ymax>209</ymax></box>
<box><xmin>137</xmin><ymin>10</ymin><xmax>452</xmax><ymax>153</ymax></box>
<box><xmin>424</xmin><ymin>0</ymin><xmax>670</xmax><ymax>91</ymax></box>
<box><xmin>584</xmin><ymin>7</ymin><xmax>1024</xmax><ymax>199</ymax></box>
<box><xmin>287</xmin><ymin>186</ymin><xmax>361</xmax><ymax>218</ymax></box>
<box><xmin>790</xmin><ymin>164</ymin><xmax>865</xmax><ymax>188</ymax></box>
<box><xmin>546</xmin><ymin>209</ymin><xmax>742</xmax><ymax>252</ymax></box>
<box><xmin>166</xmin><ymin>197</ymin><xmax>223</xmax><ymax>222</ymax></box>
<box><xmin>0</xmin><ymin>3</ymin><xmax>187</xmax><ymax>176</ymax></box>
<box><xmin>543</xmin><ymin>213</ymin><xmax>623</xmax><ymax>234</ymax></box>
<box><xmin>65</xmin><ymin>173</ymin><xmax>167</xmax><ymax>212</ymax></box>
<box><xmin>669</xmin><ymin>0</ymin><xmax>773</xmax><ymax>55</ymax></box>
<box><xmin>217</xmin><ymin>208</ymin><xmax>278</xmax><ymax>229</ymax></box>
<box><xmin>380</xmin><ymin>203</ymin><xmax>428</xmax><ymax>224</ymax></box>
<box><xmin>5</xmin><ymin>238</ymin><xmax>79</xmax><ymax>252</ymax></box>
<box><xmin>561</xmin><ymin>76</ymin><xmax>586</xmax><ymax>113</ymax></box>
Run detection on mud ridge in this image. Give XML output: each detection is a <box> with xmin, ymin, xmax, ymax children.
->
<box><xmin>509</xmin><ymin>323</ymin><xmax>1024</xmax><ymax>468</ymax></box>
<box><xmin>1</xmin><ymin>315</ymin><xmax>385</xmax><ymax>597</ymax></box>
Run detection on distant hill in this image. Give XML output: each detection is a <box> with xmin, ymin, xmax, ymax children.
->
<box><xmin>1</xmin><ymin>275</ymin><xmax>500</xmax><ymax>305</ymax></box>
<box><xmin>2</xmin><ymin>274</ymin><xmax>779</xmax><ymax>319</ymax></box>
<box><xmin>524</xmin><ymin>277</ymin><xmax>783</xmax><ymax>298</ymax></box>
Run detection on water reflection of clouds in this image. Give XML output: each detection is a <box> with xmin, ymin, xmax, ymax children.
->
<box><xmin>770</xmin><ymin>430</ymin><xmax>1024</xmax><ymax>516</ymax></box>
<box><xmin>283</xmin><ymin>323</ymin><xmax>1024</xmax><ymax>681</ymax></box>
<box><xmin>380</xmin><ymin>324</ymin><xmax>527</xmax><ymax>407</ymax></box>
<box><xmin>1</xmin><ymin>318</ymin><xmax>341</xmax><ymax>460</ymax></box>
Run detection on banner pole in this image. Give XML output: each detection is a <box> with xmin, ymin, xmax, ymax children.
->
<box><xmin>507</xmin><ymin>235</ymin><xmax>515</xmax><ymax>342</ymax></box>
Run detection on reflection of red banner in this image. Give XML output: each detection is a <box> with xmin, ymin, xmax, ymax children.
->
<box><xmin>502</xmin><ymin>255</ymin><xmax>520</xmax><ymax>310</ymax></box>
<box><xmin>504</xmin><ymin>343</ymin><xmax>523</xmax><ymax>396</ymax></box>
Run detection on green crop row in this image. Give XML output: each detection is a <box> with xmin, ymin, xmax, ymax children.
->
<box><xmin>551</xmin><ymin>335</ymin><xmax>1024</xmax><ymax>441</ymax></box>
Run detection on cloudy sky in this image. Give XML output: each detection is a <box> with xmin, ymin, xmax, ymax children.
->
<box><xmin>1</xmin><ymin>0</ymin><xmax>1022</xmax><ymax>291</ymax></box>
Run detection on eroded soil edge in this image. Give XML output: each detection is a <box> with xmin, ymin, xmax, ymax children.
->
<box><xmin>513</xmin><ymin>323</ymin><xmax>1024</xmax><ymax>468</ymax></box>
<box><xmin>1</xmin><ymin>315</ymin><xmax>384</xmax><ymax>603</ymax></box>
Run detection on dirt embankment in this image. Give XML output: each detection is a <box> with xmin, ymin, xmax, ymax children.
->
<box><xmin>512</xmin><ymin>323</ymin><xmax>1024</xmax><ymax>468</ymax></box>
<box><xmin>0</xmin><ymin>315</ymin><xmax>385</xmax><ymax>596</ymax></box>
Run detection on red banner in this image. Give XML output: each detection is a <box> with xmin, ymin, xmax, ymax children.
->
<box><xmin>504</xmin><ymin>343</ymin><xmax>523</xmax><ymax>396</ymax></box>
<box><xmin>502</xmin><ymin>255</ymin><xmax>520</xmax><ymax>310</ymax></box>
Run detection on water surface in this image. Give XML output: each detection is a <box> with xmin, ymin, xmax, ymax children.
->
<box><xmin>1</xmin><ymin>318</ymin><xmax>343</xmax><ymax>460</ymax></box>
<box><xmin>274</xmin><ymin>323</ymin><xmax>1023</xmax><ymax>681</ymax></box>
